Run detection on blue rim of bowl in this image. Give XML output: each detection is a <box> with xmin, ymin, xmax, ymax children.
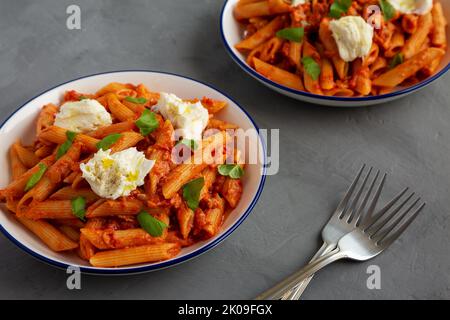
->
<box><xmin>0</xmin><ymin>70</ymin><xmax>267</xmax><ymax>275</ymax></box>
<box><xmin>220</xmin><ymin>0</ymin><xmax>450</xmax><ymax>103</ymax></box>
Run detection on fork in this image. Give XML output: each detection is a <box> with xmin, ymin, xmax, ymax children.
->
<box><xmin>256</xmin><ymin>166</ymin><xmax>425</xmax><ymax>300</ymax></box>
<box><xmin>279</xmin><ymin>164</ymin><xmax>382</xmax><ymax>300</ymax></box>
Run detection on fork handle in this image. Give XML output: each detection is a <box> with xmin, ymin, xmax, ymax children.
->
<box><xmin>255</xmin><ymin>248</ymin><xmax>346</xmax><ymax>300</ymax></box>
<box><xmin>280</xmin><ymin>242</ymin><xmax>336</xmax><ymax>300</ymax></box>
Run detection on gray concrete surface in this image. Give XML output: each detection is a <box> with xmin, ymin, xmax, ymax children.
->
<box><xmin>0</xmin><ymin>0</ymin><xmax>449</xmax><ymax>300</ymax></box>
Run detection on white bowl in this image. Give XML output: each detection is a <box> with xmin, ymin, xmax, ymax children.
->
<box><xmin>220</xmin><ymin>0</ymin><xmax>450</xmax><ymax>107</ymax></box>
<box><xmin>0</xmin><ymin>70</ymin><xmax>266</xmax><ymax>274</ymax></box>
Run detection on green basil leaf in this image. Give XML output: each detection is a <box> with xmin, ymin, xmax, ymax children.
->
<box><xmin>218</xmin><ymin>164</ymin><xmax>244</xmax><ymax>179</ymax></box>
<box><xmin>56</xmin><ymin>131</ymin><xmax>77</xmax><ymax>159</ymax></box>
<box><xmin>96</xmin><ymin>133</ymin><xmax>122</xmax><ymax>150</ymax></box>
<box><xmin>135</xmin><ymin>109</ymin><xmax>159</xmax><ymax>136</ymax></box>
<box><xmin>125</xmin><ymin>96</ymin><xmax>147</xmax><ymax>104</ymax></box>
<box><xmin>79</xmin><ymin>96</ymin><xmax>88</xmax><ymax>101</ymax></box>
<box><xmin>177</xmin><ymin>138</ymin><xmax>198</xmax><ymax>150</ymax></box>
<box><xmin>330</xmin><ymin>0</ymin><xmax>352</xmax><ymax>19</ymax></box>
<box><xmin>229</xmin><ymin>166</ymin><xmax>245</xmax><ymax>179</ymax></box>
<box><xmin>71</xmin><ymin>196</ymin><xmax>86</xmax><ymax>221</ymax></box>
<box><xmin>302</xmin><ymin>56</ymin><xmax>321</xmax><ymax>81</ymax></box>
<box><xmin>182</xmin><ymin>177</ymin><xmax>205</xmax><ymax>211</ymax></box>
<box><xmin>389</xmin><ymin>53</ymin><xmax>404</xmax><ymax>69</ymax></box>
<box><xmin>276</xmin><ymin>27</ymin><xmax>304</xmax><ymax>42</ymax></box>
<box><xmin>137</xmin><ymin>211</ymin><xmax>168</xmax><ymax>237</ymax></box>
<box><xmin>24</xmin><ymin>163</ymin><xmax>47</xmax><ymax>192</ymax></box>
<box><xmin>379</xmin><ymin>0</ymin><xmax>395</xmax><ymax>21</ymax></box>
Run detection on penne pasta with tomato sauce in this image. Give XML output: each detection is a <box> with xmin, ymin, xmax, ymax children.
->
<box><xmin>0</xmin><ymin>82</ymin><xmax>246</xmax><ymax>267</ymax></box>
<box><xmin>234</xmin><ymin>0</ymin><xmax>448</xmax><ymax>96</ymax></box>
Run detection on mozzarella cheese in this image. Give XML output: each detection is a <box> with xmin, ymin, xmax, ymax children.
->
<box><xmin>80</xmin><ymin>148</ymin><xmax>154</xmax><ymax>200</ymax></box>
<box><xmin>329</xmin><ymin>16</ymin><xmax>374</xmax><ymax>62</ymax></box>
<box><xmin>153</xmin><ymin>92</ymin><xmax>209</xmax><ymax>141</ymax></box>
<box><xmin>387</xmin><ymin>0</ymin><xmax>433</xmax><ymax>15</ymax></box>
<box><xmin>54</xmin><ymin>99</ymin><xmax>112</xmax><ymax>133</ymax></box>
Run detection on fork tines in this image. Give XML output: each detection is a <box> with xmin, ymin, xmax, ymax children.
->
<box><xmin>336</xmin><ymin>164</ymin><xmax>425</xmax><ymax>247</ymax></box>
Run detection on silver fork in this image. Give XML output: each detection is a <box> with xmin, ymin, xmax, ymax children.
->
<box><xmin>256</xmin><ymin>166</ymin><xmax>425</xmax><ymax>300</ymax></box>
<box><xmin>279</xmin><ymin>164</ymin><xmax>383</xmax><ymax>300</ymax></box>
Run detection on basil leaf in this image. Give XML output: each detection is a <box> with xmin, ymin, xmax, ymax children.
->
<box><xmin>135</xmin><ymin>109</ymin><xmax>159</xmax><ymax>136</ymax></box>
<box><xmin>56</xmin><ymin>131</ymin><xmax>77</xmax><ymax>159</ymax></box>
<box><xmin>71</xmin><ymin>196</ymin><xmax>86</xmax><ymax>221</ymax></box>
<box><xmin>182</xmin><ymin>177</ymin><xmax>205</xmax><ymax>211</ymax></box>
<box><xmin>137</xmin><ymin>211</ymin><xmax>168</xmax><ymax>237</ymax></box>
<box><xmin>24</xmin><ymin>163</ymin><xmax>47</xmax><ymax>192</ymax></box>
<box><xmin>276</xmin><ymin>27</ymin><xmax>304</xmax><ymax>42</ymax></box>
<box><xmin>79</xmin><ymin>96</ymin><xmax>88</xmax><ymax>101</ymax></box>
<box><xmin>96</xmin><ymin>133</ymin><xmax>122</xmax><ymax>150</ymax></box>
<box><xmin>329</xmin><ymin>0</ymin><xmax>352</xmax><ymax>19</ymax></box>
<box><xmin>389</xmin><ymin>53</ymin><xmax>404</xmax><ymax>69</ymax></box>
<box><xmin>379</xmin><ymin>0</ymin><xmax>395</xmax><ymax>21</ymax></box>
<box><xmin>218</xmin><ymin>164</ymin><xmax>244</xmax><ymax>179</ymax></box>
<box><xmin>177</xmin><ymin>138</ymin><xmax>198</xmax><ymax>150</ymax></box>
<box><xmin>302</xmin><ymin>56</ymin><xmax>321</xmax><ymax>81</ymax></box>
<box><xmin>125</xmin><ymin>96</ymin><xmax>147</xmax><ymax>104</ymax></box>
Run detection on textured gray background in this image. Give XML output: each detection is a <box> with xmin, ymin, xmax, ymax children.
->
<box><xmin>0</xmin><ymin>0</ymin><xmax>449</xmax><ymax>300</ymax></box>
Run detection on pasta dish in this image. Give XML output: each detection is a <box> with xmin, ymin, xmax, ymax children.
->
<box><xmin>233</xmin><ymin>0</ymin><xmax>448</xmax><ymax>97</ymax></box>
<box><xmin>0</xmin><ymin>82</ymin><xmax>244</xmax><ymax>267</ymax></box>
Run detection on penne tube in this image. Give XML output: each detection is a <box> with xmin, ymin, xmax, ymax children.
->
<box><xmin>89</xmin><ymin>243</ymin><xmax>181</xmax><ymax>267</ymax></box>
<box><xmin>88</xmin><ymin>121</ymin><xmax>136</xmax><ymax>139</ymax></box>
<box><xmin>320</xmin><ymin>57</ymin><xmax>335</xmax><ymax>90</ymax></box>
<box><xmin>86</xmin><ymin>198</ymin><xmax>144</xmax><ymax>218</ymax></box>
<box><xmin>20</xmin><ymin>200</ymin><xmax>75</xmax><ymax>219</ymax></box>
<box><xmin>78</xmin><ymin>234</ymin><xmax>96</xmax><ymax>260</ymax></box>
<box><xmin>110</xmin><ymin>131</ymin><xmax>144</xmax><ymax>153</ymax></box>
<box><xmin>401</xmin><ymin>13</ymin><xmax>433</xmax><ymax>59</ymax></box>
<box><xmin>259</xmin><ymin>37</ymin><xmax>284</xmax><ymax>63</ymax></box>
<box><xmin>431</xmin><ymin>2</ymin><xmax>447</xmax><ymax>48</ymax></box>
<box><xmin>50</xmin><ymin>186</ymin><xmax>99</xmax><ymax>203</ymax></box>
<box><xmin>234</xmin><ymin>1</ymin><xmax>270</xmax><ymax>20</ymax></box>
<box><xmin>200</xmin><ymin>166</ymin><xmax>217</xmax><ymax>200</ymax></box>
<box><xmin>39</xmin><ymin>126</ymin><xmax>99</xmax><ymax>152</ymax></box>
<box><xmin>302</xmin><ymin>41</ymin><xmax>323</xmax><ymax>95</ymax></box>
<box><xmin>59</xmin><ymin>225</ymin><xmax>81</xmax><ymax>242</ymax></box>
<box><xmin>17</xmin><ymin>216</ymin><xmax>78</xmax><ymax>251</ymax></box>
<box><xmin>235</xmin><ymin>16</ymin><xmax>284</xmax><ymax>51</ymax></box>
<box><xmin>95</xmin><ymin>82</ymin><xmax>134</xmax><ymax>97</ymax></box>
<box><xmin>36</xmin><ymin>103</ymin><xmax>58</xmax><ymax>136</ymax></box>
<box><xmin>253</xmin><ymin>57</ymin><xmax>304</xmax><ymax>90</ymax></box>
<box><xmin>373</xmin><ymin>48</ymin><xmax>446</xmax><ymax>87</ymax></box>
<box><xmin>80</xmin><ymin>227</ymin><xmax>166</xmax><ymax>250</ymax></box>
<box><xmin>13</xmin><ymin>142</ymin><xmax>40</xmax><ymax>168</ymax></box>
<box><xmin>9</xmin><ymin>146</ymin><xmax>27</xmax><ymax>181</ymax></box>
<box><xmin>107</xmin><ymin>93</ymin><xmax>136</xmax><ymax>122</ymax></box>
<box><xmin>203</xmin><ymin>194</ymin><xmax>225</xmax><ymax>238</ymax></box>
<box><xmin>177</xmin><ymin>203</ymin><xmax>194</xmax><ymax>239</ymax></box>
<box><xmin>206</xmin><ymin>118</ymin><xmax>239</xmax><ymax>131</ymax></box>
<box><xmin>46</xmin><ymin>142</ymin><xmax>82</xmax><ymax>184</ymax></box>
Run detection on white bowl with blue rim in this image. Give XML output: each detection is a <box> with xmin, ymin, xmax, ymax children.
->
<box><xmin>220</xmin><ymin>0</ymin><xmax>450</xmax><ymax>107</ymax></box>
<box><xmin>0</xmin><ymin>70</ymin><xmax>266</xmax><ymax>275</ymax></box>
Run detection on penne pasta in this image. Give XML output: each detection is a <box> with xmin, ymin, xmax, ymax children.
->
<box><xmin>89</xmin><ymin>243</ymin><xmax>181</xmax><ymax>267</ymax></box>
<box><xmin>373</xmin><ymin>48</ymin><xmax>446</xmax><ymax>87</ymax></box>
<box><xmin>17</xmin><ymin>216</ymin><xmax>78</xmax><ymax>251</ymax></box>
